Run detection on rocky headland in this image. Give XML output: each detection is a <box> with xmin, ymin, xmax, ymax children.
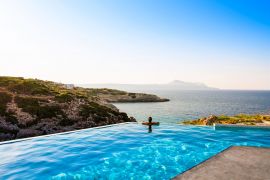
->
<box><xmin>96</xmin><ymin>91</ymin><xmax>169</xmax><ymax>103</ymax></box>
<box><xmin>182</xmin><ymin>114</ymin><xmax>270</xmax><ymax>126</ymax></box>
<box><xmin>0</xmin><ymin>76</ymin><xmax>168</xmax><ymax>142</ymax></box>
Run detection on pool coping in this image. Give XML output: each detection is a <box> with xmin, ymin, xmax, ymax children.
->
<box><xmin>172</xmin><ymin>145</ymin><xmax>270</xmax><ymax>180</ymax></box>
<box><xmin>0</xmin><ymin>122</ymin><xmax>138</xmax><ymax>145</ymax></box>
<box><xmin>171</xmin><ymin>145</ymin><xmax>234</xmax><ymax>179</ymax></box>
<box><xmin>214</xmin><ymin>123</ymin><xmax>270</xmax><ymax>129</ymax></box>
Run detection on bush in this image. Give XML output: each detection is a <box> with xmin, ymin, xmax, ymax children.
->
<box><xmin>15</xmin><ymin>96</ymin><xmax>63</xmax><ymax>119</ymax></box>
<box><xmin>15</xmin><ymin>96</ymin><xmax>40</xmax><ymax>115</ymax></box>
<box><xmin>9</xmin><ymin>80</ymin><xmax>53</xmax><ymax>95</ymax></box>
<box><xmin>55</xmin><ymin>93</ymin><xmax>74</xmax><ymax>103</ymax></box>
<box><xmin>217</xmin><ymin>115</ymin><xmax>230</xmax><ymax>121</ymax></box>
<box><xmin>79</xmin><ymin>102</ymin><xmax>117</xmax><ymax>118</ymax></box>
<box><xmin>37</xmin><ymin>105</ymin><xmax>63</xmax><ymax>119</ymax></box>
<box><xmin>0</xmin><ymin>92</ymin><xmax>12</xmax><ymax>116</ymax></box>
<box><xmin>0</xmin><ymin>76</ymin><xmax>23</xmax><ymax>87</ymax></box>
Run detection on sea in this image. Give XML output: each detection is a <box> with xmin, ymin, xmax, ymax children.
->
<box><xmin>114</xmin><ymin>90</ymin><xmax>270</xmax><ymax>123</ymax></box>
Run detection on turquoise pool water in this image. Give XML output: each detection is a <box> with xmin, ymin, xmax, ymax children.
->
<box><xmin>0</xmin><ymin>123</ymin><xmax>270</xmax><ymax>179</ymax></box>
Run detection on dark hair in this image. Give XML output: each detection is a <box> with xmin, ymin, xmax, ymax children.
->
<box><xmin>148</xmin><ymin>117</ymin><xmax>152</xmax><ymax>123</ymax></box>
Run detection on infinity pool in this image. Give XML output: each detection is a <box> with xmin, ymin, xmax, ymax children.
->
<box><xmin>0</xmin><ymin>123</ymin><xmax>270</xmax><ymax>179</ymax></box>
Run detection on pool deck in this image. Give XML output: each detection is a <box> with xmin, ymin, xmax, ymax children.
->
<box><xmin>173</xmin><ymin>146</ymin><xmax>270</xmax><ymax>180</ymax></box>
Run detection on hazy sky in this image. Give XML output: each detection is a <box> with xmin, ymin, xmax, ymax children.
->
<box><xmin>0</xmin><ymin>0</ymin><xmax>269</xmax><ymax>89</ymax></box>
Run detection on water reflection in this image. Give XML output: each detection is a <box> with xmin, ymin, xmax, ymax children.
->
<box><xmin>148</xmin><ymin>125</ymin><xmax>152</xmax><ymax>133</ymax></box>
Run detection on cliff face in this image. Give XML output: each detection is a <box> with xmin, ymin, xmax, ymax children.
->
<box><xmin>0</xmin><ymin>77</ymin><xmax>137</xmax><ymax>142</ymax></box>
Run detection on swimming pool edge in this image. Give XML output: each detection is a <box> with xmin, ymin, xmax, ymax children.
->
<box><xmin>0</xmin><ymin>122</ymin><xmax>139</xmax><ymax>145</ymax></box>
<box><xmin>171</xmin><ymin>145</ymin><xmax>270</xmax><ymax>179</ymax></box>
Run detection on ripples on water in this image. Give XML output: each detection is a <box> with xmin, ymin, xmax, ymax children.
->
<box><xmin>0</xmin><ymin>123</ymin><xmax>270</xmax><ymax>179</ymax></box>
<box><xmin>114</xmin><ymin>90</ymin><xmax>270</xmax><ymax>123</ymax></box>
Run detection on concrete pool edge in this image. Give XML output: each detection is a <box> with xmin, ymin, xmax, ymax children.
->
<box><xmin>172</xmin><ymin>146</ymin><xmax>270</xmax><ymax>180</ymax></box>
<box><xmin>171</xmin><ymin>145</ymin><xmax>233</xmax><ymax>179</ymax></box>
<box><xmin>214</xmin><ymin>123</ymin><xmax>270</xmax><ymax>129</ymax></box>
<box><xmin>0</xmin><ymin>122</ymin><xmax>139</xmax><ymax>145</ymax></box>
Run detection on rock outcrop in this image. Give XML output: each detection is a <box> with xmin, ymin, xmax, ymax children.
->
<box><xmin>182</xmin><ymin>114</ymin><xmax>270</xmax><ymax>126</ymax></box>
<box><xmin>203</xmin><ymin>115</ymin><xmax>218</xmax><ymax>125</ymax></box>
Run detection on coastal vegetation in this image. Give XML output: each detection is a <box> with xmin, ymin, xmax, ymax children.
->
<box><xmin>15</xmin><ymin>96</ymin><xmax>63</xmax><ymax>120</ymax></box>
<box><xmin>0</xmin><ymin>76</ymin><xmax>169</xmax><ymax>141</ymax></box>
<box><xmin>0</xmin><ymin>92</ymin><xmax>12</xmax><ymax>115</ymax></box>
<box><xmin>0</xmin><ymin>76</ymin><xmax>168</xmax><ymax>141</ymax></box>
<box><xmin>182</xmin><ymin>114</ymin><xmax>270</xmax><ymax>126</ymax></box>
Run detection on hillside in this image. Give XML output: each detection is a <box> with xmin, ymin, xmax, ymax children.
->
<box><xmin>0</xmin><ymin>77</ymin><xmax>166</xmax><ymax>141</ymax></box>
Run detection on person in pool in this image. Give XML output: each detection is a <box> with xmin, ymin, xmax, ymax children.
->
<box><xmin>142</xmin><ymin>117</ymin><xmax>159</xmax><ymax>125</ymax></box>
<box><xmin>148</xmin><ymin>117</ymin><xmax>152</xmax><ymax>133</ymax></box>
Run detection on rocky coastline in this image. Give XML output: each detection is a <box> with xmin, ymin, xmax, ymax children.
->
<box><xmin>182</xmin><ymin>114</ymin><xmax>270</xmax><ymax>126</ymax></box>
<box><xmin>0</xmin><ymin>76</ymin><xmax>168</xmax><ymax>142</ymax></box>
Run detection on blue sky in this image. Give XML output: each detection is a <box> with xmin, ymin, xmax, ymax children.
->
<box><xmin>0</xmin><ymin>0</ymin><xmax>269</xmax><ymax>89</ymax></box>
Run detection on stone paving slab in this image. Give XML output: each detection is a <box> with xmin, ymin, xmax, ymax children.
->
<box><xmin>173</xmin><ymin>146</ymin><xmax>270</xmax><ymax>180</ymax></box>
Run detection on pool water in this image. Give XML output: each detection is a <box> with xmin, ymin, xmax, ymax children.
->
<box><xmin>0</xmin><ymin>123</ymin><xmax>270</xmax><ymax>179</ymax></box>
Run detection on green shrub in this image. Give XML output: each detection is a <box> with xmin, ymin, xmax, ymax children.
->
<box><xmin>37</xmin><ymin>105</ymin><xmax>63</xmax><ymax>119</ymax></box>
<box><xmin>55</xmin><ymin>93</ymin><xmax>74</xmax><ymax>103</ymax></box>
<box><xmin>15</xmin><ymin>96</ymin><xmax>40</xmax><ymax>115</ymax></box>
<box><xmin>217</xmin><ymin>115</ymin><xmax>230</xmax><ymax>121</ymax></box>
<box><xmin>0</xmin><ymin>92</ymin><xmax>18</xmax><ymax>124</ymax></box>
<box><xmin>0</xmin><ymin>76</ymin><xmax>58</xmax><ymax>95</ymax></box>
<box><xmin>9</xmin><ymin>80</ymin><xmax>53</xmax><ymax>95</ymax></box>
<box><xmin>79</xmin><ymin>102</ymin><xmax>117</xmax><ymax>118</ymax></box>
<box><xmin>0</xmin><ymin>92</ymin><xmax>12</xmax><ymax>116</ymax></box>
<box><xmin>15</xmin><ymin>96</ymin><xmax>63</xmax><ymax>119</ymax></box>
<box><xmin>0</xmin><ymin>76</ymin><xmax>23</xmax><ymax>87</ymax></box>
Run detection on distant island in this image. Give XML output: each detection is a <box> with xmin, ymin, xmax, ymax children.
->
<box><xmin>79</xmin><ymin>80</ymin><xmax>217</xmax><ymax>91</ymax></box>
<box><xmin>182</xmin><ymin>114</ymin><xmax>270</xmax><ymax>126</ymax></box>
<box><xmin>0</xmin><ymin>76</ymin><xmax>168</xmax><ymax>142</ymax></box>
